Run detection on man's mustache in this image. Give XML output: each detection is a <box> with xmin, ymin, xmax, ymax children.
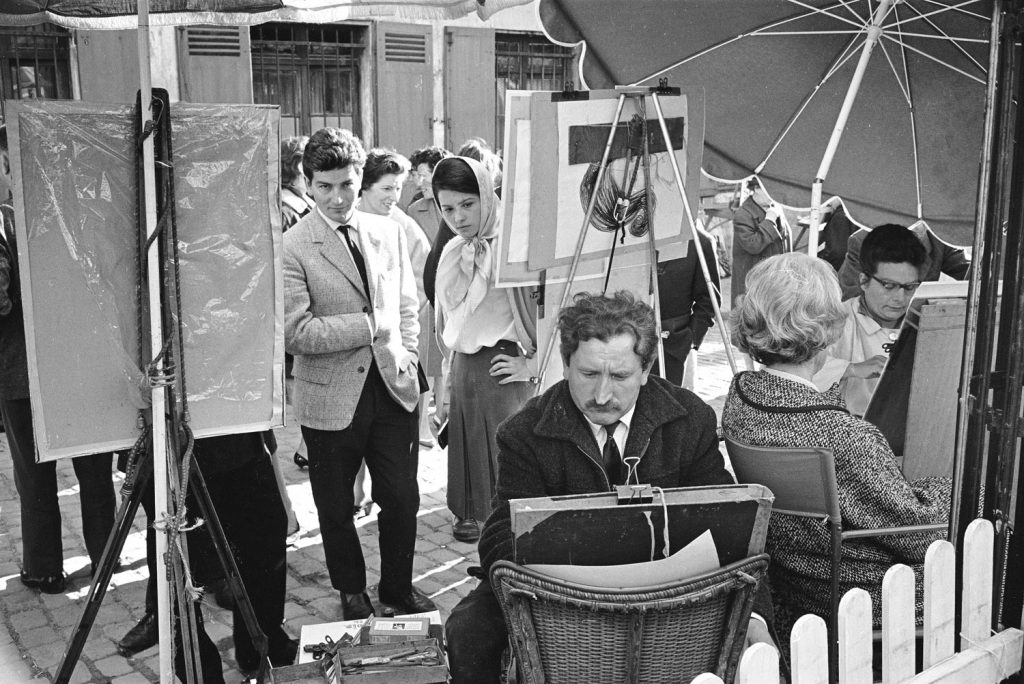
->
<box><xmin>584</xmin><ymin>400</ymin><xmax>619</xmax><ymax>411</ymax></box>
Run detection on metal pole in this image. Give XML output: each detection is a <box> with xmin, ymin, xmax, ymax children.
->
<box><xmin>951</xmin><ymin>0</ymin><xmax>1004</xmax><ymax>542</ymax></box>
<box><xmin>136</xmin><ymin>2</ymin><xmax>173</xmax><ymax>681</ymax></box>
<box><xmin>650</xmin><ymin>92</ymin><xmax>738</xmax><ymax>375</ymax></box>
<box><xmin>808</xmin><ymin>0</ymin><xmax>894</xmax><ymax>255</ymax></box>
<box><xmin>536</xmin><ymin>93</ymin><xmax>628</xmax><ymax>388</ymax></box>
<box><xmin>638</xmin><ymin>97</ymin><xmax>666</xmax><ymax>377</ymax></box>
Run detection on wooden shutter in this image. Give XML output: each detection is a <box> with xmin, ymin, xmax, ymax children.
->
<box><xmin>373</xmin><ymin>22</ymin><xmax>432</xmax><ymax>153</ymax></box>
<box><xmin>444</xmin><ymin>27</ymin><xmax>495</xmax><ymax>150</ymax></box>
<box><xmin>178</xmin><ymin>26</ymin><xmax>253</xmax><ymax>104</ymax></box>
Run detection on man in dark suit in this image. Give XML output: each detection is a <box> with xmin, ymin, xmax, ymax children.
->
<box><xmin>283</xmin><ymin>128</ymin><xmax>434</xmax><ymax>618</ymax></box>
<box><xmin>657</xmin><ymin>232</ymin><xmax>721</xmax><ymax>386</ymax></box>
<box><xmin>731</xmin><ymin>179</ymin><xmax>788</xmax><ymax>305</ymax></box>
<box><xmin>444</xmin><ymin>291</ymin><xmax>745</xmax><ymax>682</ymax></box>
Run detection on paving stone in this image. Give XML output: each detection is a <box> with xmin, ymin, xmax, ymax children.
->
<box><xmin>16</xmin><ymin>625</ymin><xmax>60</xmax><ymax>650</ymax></box>
<box><xmin>7</xmin><ymin>609</ymin><xmax>47</xmax><ymax>631</ymax></box>
<box><xmin>111</xmin><ymin>672</ymin><xmax>154</xmax><ymax>684</ymax></box>
<box><xmin>95</xmin><ymin>654</ymin><xmax>135</xmax><ymax>677</ymax></box>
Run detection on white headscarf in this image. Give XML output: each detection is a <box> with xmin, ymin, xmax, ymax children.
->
<box><xmin>434</xmin><ymin>156</ymin><xmax>501</xmax><ymax>348</ymax></box>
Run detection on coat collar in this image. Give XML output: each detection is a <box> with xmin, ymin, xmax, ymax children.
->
<box><xmin>307</xmin><ymin>209</ymin><xmax>372</xmax><ymax>298</ymax></box>
<box><xmin>533</xmin><ymin>376</ymin><xmax>688</xmax><ymax>460</ymax></box>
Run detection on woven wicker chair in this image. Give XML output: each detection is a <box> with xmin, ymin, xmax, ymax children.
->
<box><xmin>489</xmin><ymin>554</ymin><xmax>770</xmax><ymax>684</ymax></box>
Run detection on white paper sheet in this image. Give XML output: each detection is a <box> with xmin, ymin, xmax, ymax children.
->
<box><xmin>525</xmin><ymin>528</ymin><xmax>719</xmax><ymax>589</ymax></box>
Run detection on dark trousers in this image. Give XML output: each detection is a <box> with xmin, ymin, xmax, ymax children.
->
<box><xmin>445</xmin><ymin>579</ymin><xmax>508</xmax><ymax>684</ymax></box>
<box><xmin>0</xmin><ymin>397</ymin><xmax>115</xmax><ymax>576</ymax></box>
<box><xmin>303</xmin><ymin>364</ymin><xmax>419</xmax><ymax>594</ymax></box>
<box><xmin>141</xmin><ymin>433</ymin><xmax>289</xmax><ymax>680</ymax></box>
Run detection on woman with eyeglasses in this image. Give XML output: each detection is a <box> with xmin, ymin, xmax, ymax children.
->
<box><xmin>814</xmin><ymin>224</ymin><xmax>926</xmax><ymax>417</ymax></box>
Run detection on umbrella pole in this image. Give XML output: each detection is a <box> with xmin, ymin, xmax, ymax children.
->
<box><xmin>650</xmin><ymin>91</ymin><xmax>738</xmax><ymax>375</ymax></box>
<box><xmin>136</xmin><ymin>2</ymin><xmax>174</xmax><ymax>682</ymax></box>
<box><xmin>808</xmin><ymin>0</ymin><xmax>894</xmax><ymax>254</ymax></box>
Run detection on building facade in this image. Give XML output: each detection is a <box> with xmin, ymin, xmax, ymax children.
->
<box><xmin>0</xmin><ymin>6</ymin><xmax>578</xmax><ymax>156</ymax></box>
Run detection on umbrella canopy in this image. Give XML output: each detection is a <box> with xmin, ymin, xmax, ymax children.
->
<box><xmin>1</xmin><ymin>0</ymin><xmax>531</xmax><ymax>28</ymax></box>
<box><xmin>540</xmin><ymin>0</ymin><xmax>991</xmax><ymax>244</ymax></box>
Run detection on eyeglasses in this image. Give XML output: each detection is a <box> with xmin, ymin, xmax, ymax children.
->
<box><xmin>867</xmin><ymin>273</ymin><xmax>922</xmax><ymax>293</ymax></box>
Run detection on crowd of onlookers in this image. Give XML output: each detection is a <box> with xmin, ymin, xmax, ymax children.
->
<box><xmin>0</xmin><ymin>119</ymin><xmax>973</xmax><ymax>682</ymax></box>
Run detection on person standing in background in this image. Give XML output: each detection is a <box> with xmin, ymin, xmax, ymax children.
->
<box><xmin>284</xmin><ymin>128</ymin><xmax>434</xmax><ymax>619</ymax></box>
<box><xmin>0</xmin><ymin>125</ymin><xmax>115</xmax><ymax>595</ymax></box>
<box><xmin>432</xmin><ymin>156</ymin><xmax>537</xmax><ymax>544</ymax></box>
<box><xmin>731</xmin><ymin>178</ymin><xmax>788</xmax><ymax>305</ymax></box>
<box><xmin>358</xmin><ymin>149</ymin><xmax>434</xmax><ymax>449</ymax></box>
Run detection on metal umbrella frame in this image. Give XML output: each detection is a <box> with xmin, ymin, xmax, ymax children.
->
<box><xmin>539</xmin><ymin>0</ymin><xmax>992</xmax><ymax>248</ymax></box>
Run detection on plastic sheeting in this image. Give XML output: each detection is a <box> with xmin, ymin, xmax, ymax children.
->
<box><xmin>7</xmin><ymin>99</ymin><xmax>283</xmax><ymax>461</ymax></box>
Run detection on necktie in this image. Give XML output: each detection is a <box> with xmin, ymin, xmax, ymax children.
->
<box><xmin>602</xmin><ymin>422</ymin><xmax>622</xmax><ymax>486</ymax></box>
<box><xmin>339</xmin><ymin>224</ymin><xmax>369</xmax><ymax>294</ymax></box>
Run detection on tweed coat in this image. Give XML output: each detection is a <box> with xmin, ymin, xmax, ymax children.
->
<box><xmin>722</xmin><ymin>370</ymin><xmax>950</xmax><ymax>629</ymax></box>
<box><xmin>284</xmin><ymin>207</ymin><xmax>420</xmax><ymax>431</ymax></box>
<box><xmin>477</xmin><ymin>375</ymin><xmax>733</xmax><ymax>575</ymax></box>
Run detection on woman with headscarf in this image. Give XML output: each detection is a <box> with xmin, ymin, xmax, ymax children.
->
<box><xmin>432</xmin><ymin>156</ymin><xmax>536</xmax><ymax>543</ymax></box>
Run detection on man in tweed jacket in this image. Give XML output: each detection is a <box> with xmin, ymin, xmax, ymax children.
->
<box><xmin>284</xmin><ymin>128</ymin><xmax>434</xmax><ymax>618</ymax></box>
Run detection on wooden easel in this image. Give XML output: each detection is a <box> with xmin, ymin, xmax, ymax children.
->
<box><xmin>535</xmin><ymin>81</ymin><xmax>738</xmax><ymax>386</ymax></box>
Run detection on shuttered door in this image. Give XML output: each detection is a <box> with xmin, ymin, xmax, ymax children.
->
<box><xmin>373</xmin><ymin>23</ymin><xmax>432</xmax><ymax>154</ymax></box>
<box><xmin>444</xmin><ymin>27</ymin><xmax>495</xmax><ymax>151</ymax></box>
<box><xmin>178</xmin><ymin>26</ymin><xmax>253</xmax><ymax>104</ymax></box>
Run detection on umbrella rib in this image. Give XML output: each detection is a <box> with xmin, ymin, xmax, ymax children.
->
<box><xmin>885</xmin><ymin>0</ymin><xmax>984</xmax><ymax>29</ymax></box>
<box><xmin>918</xmin><ymin>0</ymin><xmax>989</xmax><ymax>21</ymax></box>
<box><xmin>782</xmin><ymin>0</ymin><xmax>869</xmax><ymax>31</ymax></box>
<box><xmin>878</xmin><ymin>39</ymin><xmax>913</xmax><ymax>104</ymax></box>
<box><xmin>757</xmin><ymin>36</ymin><xmax>864</xmax><ymax>172</ymax></box>
<box><xmin>632</xmin><ymin>0</ymin><xmax>867</xmax><ymax>86</ymax></box>
<box><xmin>891</xmin><ymin>4</ymin><xmax>925</xmax><ymax>218</ymax></box>
<box><xmin>880</xmin><ymin>33</ymin><xmax>986</xmax><ymax>83</ymax></box>
<box><xmin>899</xmin><ymin>0</ymin><xmax>987</xmax><ymax>72</ymax></box>
<box><xmin>883</xmin><ymin>31</ymin><xmax>987</xmax><ymax>42</ymax></box>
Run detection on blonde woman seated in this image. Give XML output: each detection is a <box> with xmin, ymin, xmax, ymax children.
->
<box><xmin>722</xmin><ymin>253</ymin><xmax>950</xmax><ymax>636</ymax></box>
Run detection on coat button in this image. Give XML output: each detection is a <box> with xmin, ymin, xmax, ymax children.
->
<box><xmin>362</xmin><ymin>306</ymin><xmax>369</xmax><ymax>313</ymax></box>
<box><xmin>357</xmin><ymin>366</ymin><xmax>365</xmax><ymax>373</ymax></box>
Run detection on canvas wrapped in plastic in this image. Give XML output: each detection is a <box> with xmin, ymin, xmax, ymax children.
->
<box><xmin>6</xmin><ymin>99</ymin><xmax>284</xmax><ymax>461</ymax></box>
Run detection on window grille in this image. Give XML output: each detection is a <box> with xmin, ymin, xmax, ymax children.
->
<box><xmin>0</xmin><ymin>25</ymin><xmax>73</xmax><ymax>124</ymax></box>
<box><xmin>494</xmin><ymin>32</ymin><xmax>575</xmax><ymax>144</ymax></box>
<box><xmin>250</xmin><ymin>23</ymin><xmax>366</xmax><ymax>139</ymax></box>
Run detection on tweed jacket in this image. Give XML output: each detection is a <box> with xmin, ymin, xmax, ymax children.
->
<box><xmin>284</xmin><ymin>208</ymin><xmax>420</xmax><ymax>431</ymax></box>
<box><xmin>837</xmin><ymin>225</ymin><xmax>970</xmax><ymax>299</ymax></box>
<box><xmin>478</xmin><ymin>375</ymin><xmax>733</xmax><ymax>575</ymax></box>
<box><xmin>722</xmin><ymin>370</ymin><xmax>950</xmax><ymax>628</ymax></box>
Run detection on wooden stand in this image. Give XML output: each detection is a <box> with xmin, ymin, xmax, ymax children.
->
<box><xmin>864</xmin><ymin>283</ymin><xmax>969</xmax><ymax>479</ymax></box>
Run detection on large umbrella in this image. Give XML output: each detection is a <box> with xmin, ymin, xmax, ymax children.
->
<box><xmin>539</xmin><ymin>0</ymin><xmax>991</xmax><ymax>245</ymax></box>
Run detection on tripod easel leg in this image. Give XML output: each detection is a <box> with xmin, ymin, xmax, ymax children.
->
<box><xmin>54</xmin><ymin>445</ymin><xmax>154</xmax><ymax>684</ymax></box>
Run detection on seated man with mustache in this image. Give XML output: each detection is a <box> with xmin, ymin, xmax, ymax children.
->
<box><xmin>444</xmin><ymin>291</ymin><xmax>756</xmax><ymax>683</ymax></box>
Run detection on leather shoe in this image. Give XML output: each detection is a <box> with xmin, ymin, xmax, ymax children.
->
<box><xmin>19</xmin><ymin>571</ymin><xmax>66</xmax><ymax>594</ymax></box>
<box><xmin>237</xmin><ymin>636</ymin><xmax>299</xmax><ymax>672</ymax></box>
<box><xmin>340</xmin><ymin>591</ymin><xmax>375</xmax><ymax>620</ymax></box>
<box><xmin>452</xmin><ymin>518</ymin><xmax>480</xmax><ymax>543</ymax></box>
<box><xmin>378</xmin><ymin>586</ymin><xmax>436</xmax><ymax>615</ymax></box>
<box><xmin>117</xmin><ymin>613</ymin><xmax>158</xmax><ymax>656</ymax></box>
<box><xmin>293</xmin><ymin>452</ymin><xmax>308</xmax><ymax>469</ymax></box>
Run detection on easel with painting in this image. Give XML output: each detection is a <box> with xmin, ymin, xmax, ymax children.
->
<box><xmin>497</xmin><ymin>81</ymin><xmax>737</xmax><ymax>386</ymax></box>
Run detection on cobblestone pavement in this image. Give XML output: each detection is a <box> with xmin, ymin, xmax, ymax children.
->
<box><xmin>0</xmin><ymin>293</ymin><xmax>737</xmax><ymax>683</ymax></box>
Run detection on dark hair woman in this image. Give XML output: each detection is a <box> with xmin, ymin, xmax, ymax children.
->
<box><xmin>432</xmin><ymin>156</ymin><xmax>536</xmax><ymax>542</ymax></box>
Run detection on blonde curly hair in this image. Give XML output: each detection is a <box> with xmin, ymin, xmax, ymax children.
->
<box><xmin>731</xmin><ymin>253</ymin><xmax>846</xmax><ymax>365</ymax></box>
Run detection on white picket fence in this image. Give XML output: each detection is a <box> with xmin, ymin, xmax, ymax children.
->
<box><xmin>692</xmin><ymin>519</ymin><xmax>1024</xmax><ymax>684</ymax></box>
